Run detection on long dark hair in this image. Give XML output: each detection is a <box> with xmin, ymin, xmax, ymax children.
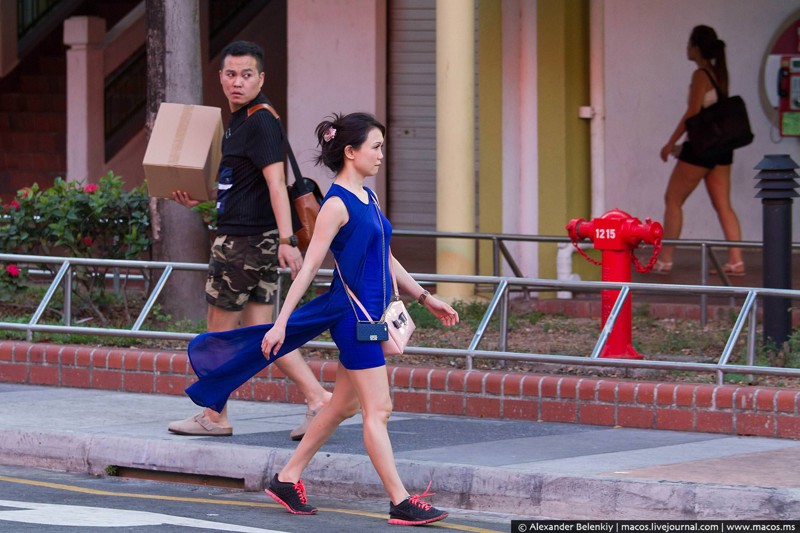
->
<box><xmin>315</xmin><ymin>112</ymin><xmax>386</xmax><ymax>174</ymax></box>
<box><xmin>690</xmin><ymin>25</ymin><xmax>728</xmax><ymax>96</ymax></box>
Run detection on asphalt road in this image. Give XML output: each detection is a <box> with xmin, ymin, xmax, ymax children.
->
<box><xmin>0</xmin><ymin>465</ymin><xmax>519</xmax><ymax>532</ymax></box>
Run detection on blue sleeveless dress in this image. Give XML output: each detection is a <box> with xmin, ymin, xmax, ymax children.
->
<box><xmin>184</xmin><ymin>184</ymin><xmax>392</xmax><ymax>412</ymax></box>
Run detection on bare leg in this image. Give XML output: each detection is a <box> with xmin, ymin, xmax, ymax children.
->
<box><xmin>661</xmin><ymin>160</ymin><xmax>708</xmax><ymax>264</ymax></box>
<box><xmin>279</xmin><ymin>364</ymin><xmax>409</xmax><ymax>505</ymax></box>
<box><xmin>703</xmin><ymin>164</ymin><xmax>743</xmax><ymax>265</ymax></box>
<box><xmin>278</xmin><ymin>363</ymin><xmax>360</xmax><ymax>481</ymax></box>
<box><xmin>347</xmin><ymin>365</ymin><xmax>408</xmax><ymax>504</ymax></box>
<box><xmin>199</xmin><ymin>304</ymin><xmax>245</xmax><ymax>427</ymax></box>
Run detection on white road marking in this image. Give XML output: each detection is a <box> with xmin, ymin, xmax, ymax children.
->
<box><xmin>0</xmin><ymin>499</ymin><xmax>285</xmax><ymax>532</ymax></box>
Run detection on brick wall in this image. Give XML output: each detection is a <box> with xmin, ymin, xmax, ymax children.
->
<box><xmin>1</xmin><ymin>340</ymin><xmax>798</xmax><ymax>439</ymax></box>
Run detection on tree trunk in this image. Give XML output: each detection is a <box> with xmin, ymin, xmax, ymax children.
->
<box><xmin>145</xmin><ymin>0</ymin><xmax>209</xmax><ymax>323</ymax></box>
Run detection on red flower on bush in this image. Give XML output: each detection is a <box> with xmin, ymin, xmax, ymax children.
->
<box><xmin>9</xmin><ymin>199</ymin><xmax>20</xmax><ymax>210</ymax></box>
<box><xmin>84</xmin><ymin>184</ymin><xmax>98</xmax><ymax>194</ymax></box>
<box><xmin>6</xmin><ymin>264</ymin><xmax>20</xmax><ymax>277</ymax></box>
<box><xmin>81</xmin><ymin>237</ymin><xmax>94</xmax><ymax>247</ymax></box>
<box><xmin>19</xmin><ymin>187</ymin><xmax>31</xmax><ymax>198</ymax></box>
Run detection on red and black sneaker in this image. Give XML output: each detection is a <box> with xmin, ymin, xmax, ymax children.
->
<box><xmin>265</xmin><ymin>474</ymin><xmax>318</xmax><ymax>515</ymax></box>
<box><xmin>388</xmin><ymin>482</ymin><xmax>448</xmax><ymax>526</ymax></box>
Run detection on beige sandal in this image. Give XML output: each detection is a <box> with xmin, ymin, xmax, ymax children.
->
<box><xmin>290</xmin><ymin>407</ymin><xmax>321</xmax><ymax>441</ymax></box>
<box><xmin>168</xmin><ymin>412</ymin><xmax>233</xmax><ymax>436</ymax></box>
<box><xmin>711</xmin><ymin>261</ymin><xmax>746</xmax><ymax>277</ymax></box>
<box><xmin>290</xmin><ymin>393</ymin><xmax>332</xmax><ymax>441</ymax></box>
<box><xmin>650</xmin><ymin>260</ymin><xmax>673</xmax><ymax>275</ymax></box>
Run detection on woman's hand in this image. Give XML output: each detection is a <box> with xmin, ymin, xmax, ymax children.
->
<box><xmin>659</xmin><ymin>142</ymin><xmax>675</xmax><ymax>162</ymax></box>
<box><xmin>261</xmin><ymin>324</ymin><xmax>286</xmax><ymax>359</ymax></box>
<box><xmin>424</xmin><ymin>297</ymin><xmax>459</xmax><ymax>327</ymax></box>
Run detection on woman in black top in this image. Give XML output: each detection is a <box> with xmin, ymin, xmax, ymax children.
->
<box><xmin>655</xmin><ymin>25</ymin><xmax>744</xmax><ymax>276</ymax></box>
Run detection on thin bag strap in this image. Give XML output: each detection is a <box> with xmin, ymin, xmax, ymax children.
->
<box><xmin>334</xmin><ymin>258</ymin><xmax>377</xmax><ymax>323</ymax></box>
<box><xmin>246</xmin><ymin>103</ymin><xmax>310</xmax><ymax>194</ymax></box>
<box><xmin>336</xmin><ymin>256</ymin><xmax>399</xmax><ymax>323</ymax></box>
<box><xmin>700</xmin><ymin>69</ymin><xmax>723</xmax><ymax>99</ymax></box>
<box><xmin>387</xmin><ymin>247</ymin><xmax>399</xmax><ymax>300</ymax></box>
<box><xmin>368</xmin><ymin>188</ymin><xmax>400</xmax><ymax>300</ymax></box>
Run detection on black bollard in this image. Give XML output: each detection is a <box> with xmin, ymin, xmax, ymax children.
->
<box><xmin>754</xmin><ymin>154</ymin><xmax>800</xmax><ymax>347</ymax></box>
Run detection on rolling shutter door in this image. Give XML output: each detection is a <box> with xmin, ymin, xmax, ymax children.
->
<box><xmin>387</xmin><ymin>0</ymin><xmax>436</xmax><ymax>230</ymax></box>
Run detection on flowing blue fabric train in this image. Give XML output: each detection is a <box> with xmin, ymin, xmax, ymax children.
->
<box><xmin>186</xmin><ymin>294</ymin><xmax>349</xmax><ymax>413</ymax></box>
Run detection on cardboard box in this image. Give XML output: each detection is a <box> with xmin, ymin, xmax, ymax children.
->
<box><xmin>142</xmin><ymin>103</ymin><xmax>223</xmax><ymax>201</ymax></box>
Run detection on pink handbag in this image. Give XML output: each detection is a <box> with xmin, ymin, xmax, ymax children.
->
<box><xmin>337</xmin><ymin>254</ymin><xmax>415</xmax><ymax>356</ymax></box>
<box><xmin>380</xmin><ymin>292</ymin><xmax>415</xmax><ymax>356</ymax></box>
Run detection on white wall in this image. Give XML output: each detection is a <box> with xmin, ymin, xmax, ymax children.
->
<box><xmin>287</xmin><ymin>0</ymin><xmax>387</xmax><ymax>197</ymax></box>
<box><xmin>604</xmin><ymin>0</ymin><xmax>800</xmax><ymax>244</ymax></box>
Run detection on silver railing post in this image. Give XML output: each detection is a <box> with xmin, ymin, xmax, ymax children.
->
<box><xmin>590</xmin><ymin>285</ymin><xmax>630</xmax><ymax>359</ymax></box>
<box><xmin>64</xmin><ymin>263</ymin><xmax>72</xmax><ymax>327</ymax></box>
<box><xmin>132</xmin><ymin>265</ymin><xmax>173</xmax><ymax>331</ymax></box>
<box><xmin>700</xmin><ymin>243</ymin><xmax>708</xmax><ymax>327</ymax></box>
<box><xmin>717</xmin><ymin>291</ymin><xmax>757</xmax><ymax>385</ymax></box>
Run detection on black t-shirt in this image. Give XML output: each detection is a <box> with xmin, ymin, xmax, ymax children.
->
<box><xmin>216</xmin><ymin>93</ymin><xmax>285</xmax><ymax>235</ymax></box>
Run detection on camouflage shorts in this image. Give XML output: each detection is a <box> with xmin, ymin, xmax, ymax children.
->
<box><xmin>205</xmin><ymin>230</ymin><xmax>280</xmax><ymax>311</ymax></box>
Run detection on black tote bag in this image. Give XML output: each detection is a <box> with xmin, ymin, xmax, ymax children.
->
<box><xmin>684</xmin><ymin>70</ymin><xmax>753</xmax><ymax>158</ymax></box>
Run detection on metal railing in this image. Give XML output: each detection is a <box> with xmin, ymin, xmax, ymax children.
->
<box><xmin>393</xmin><ymin>229</ymin><xmax>800</xmax><ymax>326</ymax></box>
<box><xmin>1</xmin><ymin>251</ymin><xmax>799</xmax><ymax>386</ymax></box>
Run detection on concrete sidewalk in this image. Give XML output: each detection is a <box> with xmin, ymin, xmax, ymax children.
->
<box><xmin>0</xmin><ymin>383</ymin><xmax>798</xmax><ymax>520</ymax></box>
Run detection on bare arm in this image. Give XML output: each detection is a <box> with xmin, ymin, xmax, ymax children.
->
<box><xmin>660</xmin><ymin>69</ymin><xmax>709</xmax><ymax>162</ymax></box>
<box><xmin>260</xmin><ymin>197</ymin><xmax>348</xmax><ymax>357</ymax></box>
<box><xmin>391</xmin><ymin>254</ymin><xmax>459</xmax><ymax>327</ymax></box>
<box><xmin>263</xmin><ymin>161</ymin><xmax>303</xmax><ymax>278</ymax></box>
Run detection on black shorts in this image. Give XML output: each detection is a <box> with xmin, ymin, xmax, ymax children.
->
<box><xmin>678</xmin><ymin>141</ymin><xmax>733</xmax><ymax>169</ymax></box>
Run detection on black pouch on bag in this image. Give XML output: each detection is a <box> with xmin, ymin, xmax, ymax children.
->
<box><xmin>356</xmin><ymin>321</ymin><xmax>389</xmax><ymax>342</ymax></box>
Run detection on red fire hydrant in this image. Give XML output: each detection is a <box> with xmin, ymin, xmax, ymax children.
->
<box><xmin>566</xmin><ymin>208</ymin><xmax>663</xmax><ymax>359</ymax></box>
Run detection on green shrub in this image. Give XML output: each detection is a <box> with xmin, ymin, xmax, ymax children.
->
<box><xmin>1</xmin><ymin>173</ymin><xmax>151</xmax><ymax>259</ymax></box>
<box><xmin>0</xmin><ymin>172</ymin><xmax>152</xmax><ymax>320</ymax></box>
<box><xmin>193</xmin><ymin>198</ymin><xmax>217</xmax><ymax>229</ymax></box>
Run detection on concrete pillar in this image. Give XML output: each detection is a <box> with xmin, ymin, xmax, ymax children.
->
<box><xmin>163</xmin><ymin>1</ymin><xmax>201</xmax><ymax>104</ymax></box>
<box><xmin>436</xmin><ymin>0</ymin><xmax>475</xmax><ymax>300</ymax></box>
<box><xmin>147</xmin><ymin>0</ymin><xmax>209</xmax><ymax>324</ymax></box>
<box><xmin>64</xmin><ymin>16</ymin><xmax>106</xmax><ymax>184</ymax></box>
<box><xmin>0</xmin><ymin>0</ymin><xmax>19</xmax><ymax>77</ymax></box>
<box><xmin>478</xmin><ymin>0</ymin><xmax>502</xmax><ymax>278</ymax></box>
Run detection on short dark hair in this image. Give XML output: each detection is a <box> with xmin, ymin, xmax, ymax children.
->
<box><xmin>315</xmin><ymin>112</ymin><xmax>386</xmax><ymax>174</ymax></box>
<box><xmin>220</xmin><ymin>40</ymin><xmax>264</xmax><ymax>73</ymax></box>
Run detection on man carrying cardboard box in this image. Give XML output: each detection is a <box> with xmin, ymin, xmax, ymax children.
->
<box><xmin>167</xmin><ymin>40</ymin><xmax>331</xmax><ymax>439</ymax></box>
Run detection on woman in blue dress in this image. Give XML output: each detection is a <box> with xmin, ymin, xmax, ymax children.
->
<box><xmin>186</xmin><ymin>112</ymin><xmax>459</xmax><ymax>525</ymax></box>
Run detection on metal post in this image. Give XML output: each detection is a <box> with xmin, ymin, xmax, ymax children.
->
<box><xmin>699</xmin><ymin>243</ymin><xmax>708</xmax><ymax>327</ymax></box>
<box><xmin>754</xmin><ymin>154</ymin><xmax>799</xmax><ymax>347</ymax></box>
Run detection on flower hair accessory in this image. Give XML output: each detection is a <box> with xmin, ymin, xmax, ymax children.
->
<box><xmin>323</xmin><ymin>126</ymin><xmax>337</xmax><ymax>143</ymax></box>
